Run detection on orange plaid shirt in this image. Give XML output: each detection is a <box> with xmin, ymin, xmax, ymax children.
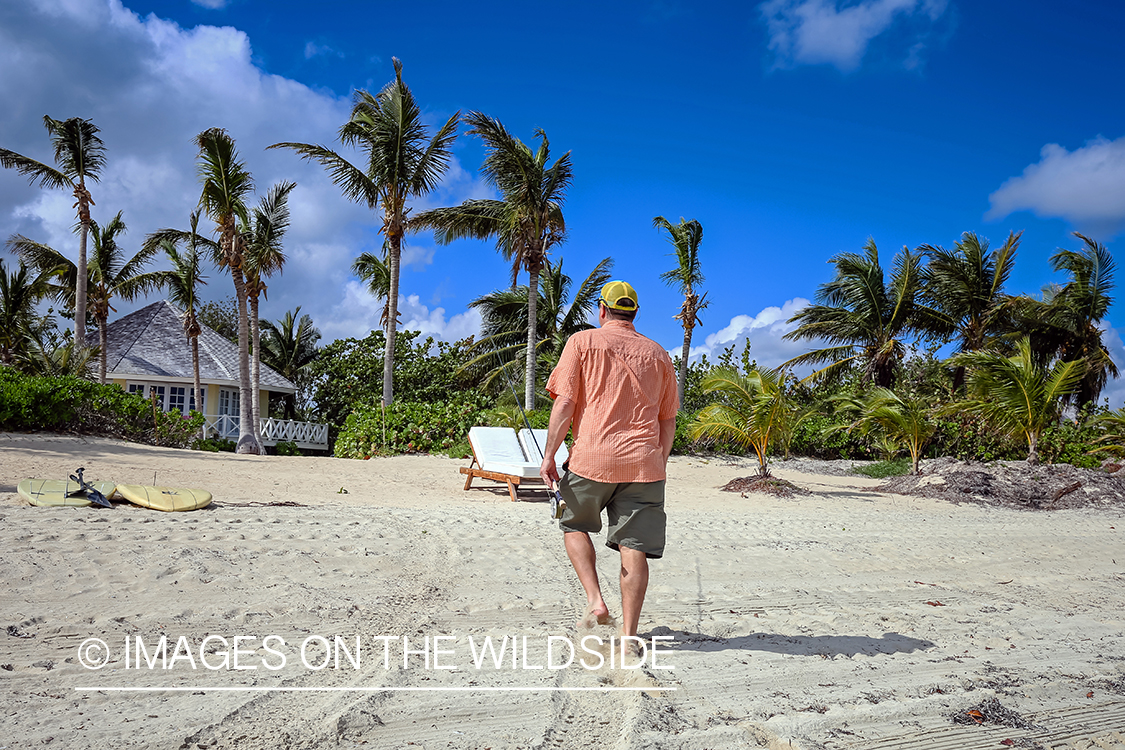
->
<box><xmin>546</xmin><ymin>320</ymin><xmax>679</xmax><ymax>483</ymax></box>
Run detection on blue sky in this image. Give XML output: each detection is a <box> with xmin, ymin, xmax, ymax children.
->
<box><xmin>2</xmin><ymin>0</ymin><xmax>1123</xmax><ymax>405</ymax></box>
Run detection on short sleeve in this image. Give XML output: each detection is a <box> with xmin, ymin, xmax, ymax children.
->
<box><xmin>546</xmin><ymin>337</ymin><xmax>583</xmax><ymax>401</ymax></box>
<box><xmin>657</xmin><ymin>355</ymin><xmax>679</xmax><ymax>420</ymax></box>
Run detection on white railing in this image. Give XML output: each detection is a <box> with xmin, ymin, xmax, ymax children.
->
<box><xmin>202</xmin><ymin>414</ymin><xmax>329</xmax><ymax>450</ymax></box>
<box><xmin>261</xmin><ymin>417</ymin><xmax>330</xmax><ymax>449</ymax></box>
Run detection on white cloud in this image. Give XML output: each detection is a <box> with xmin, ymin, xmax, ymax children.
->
<box><xmin>760</xmin><ymin>0</ymin><xmax>948</xmax><ymax>72</ymax></box>
<box><xmin>684</xmin><ymin>298</ymin><xmax>822</xmax><ymax>373</ymax></box>
<box><xmin>0</xmin><ymin>0</ymin><xmax>487</xmax><ymax>349</ymax></box>
<box><xmin>400</xmin><ymin>243</ymin><xmax>435</xmax><ymax>269</ymax></box>
<box><xmin>987</xmin><ymin>136</ymin><xmax>1125</xmax><ymax>237</ymax></box>
<box><xmin>190</xmin><ymin>0</ymin><xmax>227</xmax><ymax>9</ymax></box>
<box><xmin>304</xmin><ymin>41</ymin><xmax>343</xmax><ymax>60</ymax></box>
<box><xmin>400</xmin><ymin>295</ymin><xmax>483</xmax><ymax>342</ymax></box>
<box><xmin>321</xmin><ymin>281</ymin><xmax>482</xmax><ymax>343</ymax></box>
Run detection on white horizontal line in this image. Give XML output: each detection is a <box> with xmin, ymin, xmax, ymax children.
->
<box><xmin>74</xmin><ymin>686</ymin><xmax>676</xmax><ymax>692</ymax></box>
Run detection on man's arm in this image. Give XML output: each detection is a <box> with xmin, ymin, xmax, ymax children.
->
<box><xmin>540</xmin><ymin>395</ymin><xmax>576</xmax><ymax>487</ymax></box>
<box><xmin>659</xmin><ymin>417</ymin><xmax>676</xmax><ymax>465</ymax></box>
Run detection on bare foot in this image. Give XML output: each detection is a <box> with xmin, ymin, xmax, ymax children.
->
<box><xmin>576</xmin><ymin>601</ymin><xmax>614</xmax><ymax>630</ymax></box>
<box><xmin>617</xmin><ymin>629</ymin><xmax>645</xmax><ymax>658</ymax></box>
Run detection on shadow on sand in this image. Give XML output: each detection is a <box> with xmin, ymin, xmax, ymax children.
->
<box><xmin>648</xmin><ymin>628</ymin><xmax>935</xmax><ymax>658</ymax></box>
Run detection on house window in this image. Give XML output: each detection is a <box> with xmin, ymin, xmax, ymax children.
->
<box><xmin>168</xmin><ymin>386</ymin><xmax>187</xmax><ymax>415</ymax></box>
<box><xmin>127</xmin><ymin>383</ymin><xmax>199</xmax><ymax>414</ymax></box>
<box><xmin>189</xmin><ymin>388</ymin><xmax>204</xmax><ymax>413</ymax></box>
<box><xmin>149</xmin><ymin>385</ymin><xmax>166</xmax><ymax>411</ymax></box>
<box><xmin>219</xmin><ymin>388</ymin><xmax>239</xmax><ymax>416</ymax></box>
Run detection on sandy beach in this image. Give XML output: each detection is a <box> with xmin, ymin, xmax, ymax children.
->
<box><xmin>2</xmin><ymin>432</ymin><xmax>1124</xmax><ymax>749</ymax></box>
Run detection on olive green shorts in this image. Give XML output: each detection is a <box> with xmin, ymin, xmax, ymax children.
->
<box><xmin>558</xmin><ymin>470</ymin><xmax>666</xmax><ymax>559</ymax></box>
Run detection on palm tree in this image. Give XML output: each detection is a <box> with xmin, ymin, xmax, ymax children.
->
<box><xmin>194</xmin><ymin>127</ymin><xmax>258</xmax><ymax>454</ymax></box>
<box><xmin>411</xmin><ymin>112</ymin><xmax>572</xmax><ymax>410</ymax></box>
<box><xmin>689</xmin><ymin>367</ymin><xmax>793</xmax><ymax>477</ymax></box>
<box><xmin>845</xmin><ymin>388</ymin><xmax>937</xmax><ymax>475</ymax></box>
<box><xmin>271</xmin><ymin>58</ymin><xmax>458</xmax><ymax>407</ymax></box>
<box><xmin>919</xmin><ymin>231</ymin><xmax>1020</xmax><ymax>391</ymax></box>
<box><xmin>11</xmin><ymin>211</ymin><xmax>169</xmax><ymax>383</ymax></box>
<box><xmin>1090</xmin><ymin>407</ymin><xmax>1125</xmax><ymax>460</ymax></box>
<box><xmin>161</xmin><ymin>211</ymin><xmax>209</xmax><ymax>428</ymax></box>
<box><xmin>950</xmin><ymin>337</ymin><xmax>1085</xmax><ymax>465</ymax></box>
<box><xmin>0</xmin><ymin>258</ymin><xmax>53</xmax><ymax>365</ymax></box>
<box><xmin>352</xmin><ymin>248</ymin><xmax>396</xmax><ymax>332</ymax></box>
<box><xmin>243</xmin><ymin>181</ymin><xmax>296</xmax><ymax>445</ymax></box>
<box><xmin>1</xmin><ymin>116</ymin><xmax>106</xmax><ymax>350</ymax></box>
<box><xmin>260</xmin><ymin>307</ymin><xmax>321</xmax><ymax>420</ymax></box>
<box><xmin>1018</xmin><ymin>233</ymin><xmax>1118</xmax><ymax>413</ymax></box>
<box><xmin>464</xmin><ymin>257</ymin><xmax>611</xmax><ymax>393</ymax></box>
<box><xmin>19</xmin><ymin>324</ymin><xmax>97</xmax><ymax>378</ymax></box>
<box><xmin>654</xmin><ymin>216</ymin><xmax>708</xmax><ymax>408</ymax></box>
<box><xmin>783</xmin><ymin>239</ymin><xmax>940</xmax><ymax>388</ymax></box>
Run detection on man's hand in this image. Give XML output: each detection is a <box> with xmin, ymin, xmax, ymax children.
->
<box><xmin>540</xmin><ymin>455</ymin><xmax>558</xmax><ymax>488</ymax></box>
<box><xmin>659</xmin><ymin>417</ymin><xmax>676</xmax><ymax>465</ymax></box>
<box><xmin>542</xmin><ymin>394</ymin><xmax>575</xmax><ymax>488</ymax></box>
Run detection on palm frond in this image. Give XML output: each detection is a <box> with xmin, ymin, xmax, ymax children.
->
<box><xmin>43</xmin><ymin>116</ymin><xmax>106</xmax><ymax>182</ymax></box>
<box><xmin>0</xmin><ymin>149</ymin><xmax>71</xmax><ymax>190</ymax></box>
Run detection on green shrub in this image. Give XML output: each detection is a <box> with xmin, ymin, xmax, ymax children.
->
<box><xmin>786</xmin><ymin>412</ymin><xmax>873</xmax><ymax>460</ymax></box>
<box><xmin>0</xmin><ymin>367</ymin><xmax>203</xmax><ymax>448</ymax></box>
<box><xmin>274</xmin><ymin>440</ymin><xmax>303</xmax><ymax>456</ymax></box>
<box><xmin>193</xmin><ymin>437</ymin><xmax>236</xmax><ymax>452</ymax></box>
<box><xmin>333</xmin><ymin>394</ymin><xmax>491</xmax><ymax>458</ymax></box>
<box><xmin>1038</xmin><ymin>412</ymin><xmax>1102</xmax><ymax>468</ymax></box>
<box><xmin>929</xmin><ymin>413</ymin><xmax>1020</xmax><ymax>462</ymax></box>
<box><xmin>852</xmin><ymin>457</ymin><xmax>911</xmax><ymax>478</ymax></box>
<box><xmin>671</xmin><ymin>410</ymin><xmax>698</xmax><ymax>455</ymax></box>
<box><xmin>310</xmin><ymin>330</ymin><xmax>479</xmax><ymax>446</ymax></box>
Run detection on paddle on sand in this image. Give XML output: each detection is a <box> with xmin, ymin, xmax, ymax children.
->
<box><xmin>68</xmin><ymin>467</ymin><xmax>112</xmax><ymax>509</ymax></box>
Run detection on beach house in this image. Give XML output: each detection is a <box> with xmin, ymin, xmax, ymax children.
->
<box><xmin>89</xmin><ymin>299</ymin><xmax>328</xmax><ymax>450</ymax></box>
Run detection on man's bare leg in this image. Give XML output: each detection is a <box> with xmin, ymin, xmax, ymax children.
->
<box><xmin>564</xmin><ymin>531</ymin><xmax>611</xmax><ymax>626</ymax></box>
<box><xmin>619</xmin><ymin>546</ymin><xmax>649</xmax><ymax>638</ymax></box>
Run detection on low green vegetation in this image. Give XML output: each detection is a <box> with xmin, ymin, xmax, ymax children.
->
<box><xmin>333</xmin><ymin>395</ymin><xmax>490</xmax><ymax>458</ymax></box>
<box><xmin>852</xmin><ymin>458</ymin><xmax>912</xmax><ymax>479</ymax></box>
<box><xmin>0</xmin><ymin>368</ymin><xmax>203</xmax><ymax>448</ymax></box>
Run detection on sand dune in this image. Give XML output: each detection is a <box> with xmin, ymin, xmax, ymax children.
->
<box><xmin>2</xmin><ymin>433</ymin><xmax>1123</xmax><ymax>749</ymax></box>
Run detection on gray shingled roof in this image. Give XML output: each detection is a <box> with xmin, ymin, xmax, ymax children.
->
<box><xmin>90</xmin><ymin>300</ymin><xmax>295</xmax><ymax>393</ymax></box>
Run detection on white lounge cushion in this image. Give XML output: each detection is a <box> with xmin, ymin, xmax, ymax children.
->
<box><xmin>468</xmin><ymin>426</ymin><xmax>540</xmax><ymax>478</ymax></box>
<box><xmin>517</xmin><ymin>428</ymin><xmax>569</xmax><ymax>465</ymax></box>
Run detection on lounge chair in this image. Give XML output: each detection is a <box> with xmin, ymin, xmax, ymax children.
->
<box><xmin>517</xmin><ymin>428</ymin><xmax>569</xmax><ymax>465</ymax></box>
<box><xmin>460</xmin><ymin>426</ymin><xmax>541</xmax><ymax>502</ymax></box>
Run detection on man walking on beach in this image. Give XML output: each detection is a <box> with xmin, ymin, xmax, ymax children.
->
<box><xmin>539</xmin><ymin>280</ymin><xmax>679</xmax><ymax>639</ymax></box>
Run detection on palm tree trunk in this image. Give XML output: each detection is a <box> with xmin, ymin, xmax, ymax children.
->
<box><xmin>191</xmin><ymin>334</ymin><xmax>205</xmax><ymax>440</ymax></box>
<box><xmin>250</xmin><ymin>293</ymin><xmax>263</xmax><ymax>449</ymax></box>
<box><xmin>75</xmin><ymin>183</ymin><xmax>89</xmax><ymax>354</ymax></box>
<box><xmin>231</xmin><ymin>267</ymin><xmax>259</xmax><ymax>455</ymax></box>
<box><xmin>382</xmin><ymin>235</ymin><xmax>401</xmax><ymax>407</ymax></box>
<box><xmin>98</xmin><ymin>315</ymin><xmax>108</xmax><ymax>384</ymax></box>
<box><xmin>679</xmin><ymin>324</ymin><xmax>692</xmax><ymax>410</ymax></box>
<box><xmin>1026</xmin><ymin>430</ymin><xmax>1039</xmax><ymax>466</ymax></box>
<box><xmin>524</xmin><ymin>258</ymin><xmax>541</xmax><ymax>411</ymax></box>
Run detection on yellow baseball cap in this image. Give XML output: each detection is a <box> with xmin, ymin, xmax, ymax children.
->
<box><xmin>599</xmin><ymin>280</ymin><xmax>639</xmax><ymax>311</ymax></box>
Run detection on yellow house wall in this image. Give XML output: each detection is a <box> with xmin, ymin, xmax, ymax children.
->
<box><xmin>205</xmin><ymin>384</ymin><xmax>221</xmax><ymax>417</ymax></box>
